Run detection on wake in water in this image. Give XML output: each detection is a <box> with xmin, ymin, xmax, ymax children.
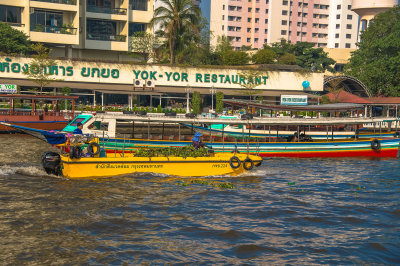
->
<box><xmin>0</xmin><ymin>163</ymin><xmax>55</xmax><ymax>178</ymax></box>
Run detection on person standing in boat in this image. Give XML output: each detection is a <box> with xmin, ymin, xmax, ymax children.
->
<box><xmin>73</xmin><ymin>122</ymin><xmax>83</xmax><ymax>134</ymax></box>
<box><xmin>192</xmin><ymin>132</ymin><xmax>205</xmax><ymax>149</ymax></box>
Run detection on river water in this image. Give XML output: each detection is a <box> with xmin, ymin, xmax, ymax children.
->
<box><xmin>0</xmin><ymin>134</ymin><xmax>399</xmax><ymax>264</ymax></box>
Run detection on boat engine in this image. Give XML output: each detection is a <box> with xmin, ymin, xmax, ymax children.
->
<box><xmin>42</xmin><ymin>152</ymin><xmax>62</xmax><ymax>176</ymax></box>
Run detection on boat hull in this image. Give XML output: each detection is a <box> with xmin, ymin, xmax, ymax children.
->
<box><xmin>60</xmin><ymin>153</ymin><xmax>262</xmax><ymax>178</ymax></box>
<box><xmin>96</xmin><ymin>138</ymin><xmax>400</xmax><ymax>158</ymax></box>
<box><xmin>0</xmin><ymin>120</ymin><xmax>68</xmax><ymax>132</ymax></box>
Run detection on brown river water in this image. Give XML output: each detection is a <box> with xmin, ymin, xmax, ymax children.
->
<box><xmin>0</xmin><ymin>134</ymin><xmax>399</xmax><ymax>264</ymax></box>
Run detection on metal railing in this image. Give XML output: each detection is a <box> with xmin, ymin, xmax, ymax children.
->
<box><xmin>87</xmin><ymin>5</ymin><xmax>127</xmax><ymax>15</ymax></box>
<box><xmin>86</xmin><ymin>33</ymin><xmax>127</xmax><ymax>42</ymax></box>
<box><xmin>31</xmin><ymin>0</ymin><xmax>77</xmax><ymax>5</ymax></box>
<box><xmin>30</xmin><ymin>25</ymin><xmax>77</xmax><ymax>35</ymax></box>
<box><xmin>7</xmin><ymin>22</ymin><xmax>24</xmax><ymax>27</ymax></box>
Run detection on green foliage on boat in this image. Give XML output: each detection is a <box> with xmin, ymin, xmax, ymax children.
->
<box><xmin>134</xmin><ymin>146</ymin><xmax>211</xmax><ymax>158</ymax></box>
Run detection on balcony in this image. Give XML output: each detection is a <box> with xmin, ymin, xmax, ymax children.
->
<box><xmin>6</xmin><ymin>22</ymin><xmax>25</xmax><ymax>27</ymax></box>
<box><xmin>31</xmin><ymin>0</ymin><xmax>77</xmax><ymax>5</ymax></box>
<box><xmin>87</xmin><ymin>6</ymin><xmax>127</xmax><ymax>15</ymax></box>
<box><xmin>30</xmin><ymin>24</ymin><xmax>77</xmax><ymax>34</ymax></box>
<box><xmin>87</xmin><ymin>33</ymin><xmax>126</xmax><ymax>42</ymax></box>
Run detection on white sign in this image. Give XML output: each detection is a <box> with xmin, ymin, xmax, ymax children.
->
<box><xmin>0</xmin><ymin>84</ymin><xmax>17</xmax><ymax>94</ymax></box>
<box><xmin>281</xmin><ymin>95</ymin><xmax>308</xmax><ymax>105</ymax></box>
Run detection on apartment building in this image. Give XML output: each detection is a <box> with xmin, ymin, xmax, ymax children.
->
<box><xmin>0</xmin><ymin>0</ymin><xmax>154</xmax><ymax>60</ymax></box>
<box><xmin>207</xmin><ymin>0</ymin><xmax>360</xmax><ymax>50</ymax></box>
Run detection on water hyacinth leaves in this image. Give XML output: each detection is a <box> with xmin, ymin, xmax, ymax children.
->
<box><xmin>134</xmin><ymin>145</ymin><xmax>210</xmax><ymax>158</ymax></box>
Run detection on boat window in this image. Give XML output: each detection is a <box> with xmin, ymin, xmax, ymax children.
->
<box><xmin>88</xmin><ymin>121</ymin><xmax>108</xmax><ymax>131</ymax></box>
<box><xmin>69</xmin><ymin>118</ymin><xmax>86</xmax><ymax>126</ymax></box>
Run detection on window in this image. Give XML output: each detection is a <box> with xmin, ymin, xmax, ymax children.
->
<box><xmin>282</xmin><ymin>10</ymin><xmax>287</xmax><ymax>15</ymax></box>
<box><xmin>348</xmin><ymin>5</ymin><xmax>351</xmax><ymax>9</ymax></box>
<box><xmin>222</xmin><ymin>15</ymin><xmax>224</xmax><ymax>20</ymax></box>
<box><xmin>264</xmin><ymin>29</ymin><xmax>268</xmax><ymax>33</ymax></box>
<box><xmin>346</xmin><ymin>24</ymin><xmax>352</xmax><ymax>29</ymax></box>
<box><xmin>86</xmin><ymin>19</ymin><xmax>117</xmax><ymax>41</ymax></box>
<box><xmin>336</xmin><ymin>14</ymin><xmax>340</xmax><ymax>19</ymax></box>
<box><xmin>335</xmin><ymin>33</ymin><xmax>339</xmax><ymax>38</ymax></box>
<box><xmin>0</xmin><ymin>5</ymin><xmax>22</xmax><ymax>24</ymax></box>
<box><xmin>347</xmin><ymin>14</ymin><xmax>352</xmax><ymax>20</ymax></box>
<box><xmin>337</xmin><ymin>4</ymin><xmax>341</xmax><ymax>10</ymax></box>
<box><xmin>247</xmin><ymin>38</ymin><xmax>251</xmax><ymax>42</ymax></box>
<box><xmin>256</xmin><ymin>8</ymin><xmax>259</xmax><ymax>13</ymax></box>
<box><xmin>248</xmin><ymin>8</ymin><xmax>252</xmax><ymax>12</ymax></box>
<box><xmin>30</xmin><ymin>9</ymin><xmax>63</xmax><ymax>31</ymax></box>
<box><xmin>255</xmin><ymin>28</ymin><xmax>259</xmax><ymax>33</ymax></box>
<box><xmin>255</xmin><ymin>38</ymin><xmax>258</xmax><ymax>43</ymax></box>
<box><xmin>335</xmin><ymin>43</ymin><xmax>339</xmax><ymax>48</ymax></box>
<box><xmin>129</xmin><ymin>23</ymin><xmax>146</xmax><ymax>35</ymax></box>
<box><xmin>265</xmin><ymin>9</ymin><xmax>269</xmax><ymax>13</ymax></box>
<box><xmin>223</xmin><ymin>4</ymin><xmax>225</xmax><ymax>10</ymax></box>
<box><xmin>282</xmin><ymin>20</ymin><xmax>287</xmax><ymax>25</ymax></box>
<box><xmin>346</xmin><ymin>34</ymin><xmax>351</xmax><ymax>39</ymax></box>
<box><xmin>248</xmin><ymin>18</ymin><xmax>251</xmax><ymax>22</ymax></box>
<box><xmin>336</xmin><ymin>24</ymin><xmax>340</xmax><ymax>29</ymax></box>
<box><xmin>130</xmin><ymin>0</ymin><xmax>147</xmax><ymax>11</ymax></box>
<box><xmin>265</xmin><ymin>19</ymin><xmax>268</xmax><ymax>23</ymax></box>
<box><xmin>222</xmin><ymin>25</ymin><xmax>224</xmax><ymax>30</ymax></box>
<box><xmin>255</xmin><ymin>18</ymin><xmax>259</xmax><ymax>23</ymax></box>
<box><xmin>281</xmin><ymin>30</ymin><xmax>286</xmax><ymax>35</ymax></box>
<box><xmin>247</xmin><ymin>28</ymin><xmax>251</xmax><ymax>32</ymax></box>
<box><xmin>283</xmin><ymin>0</ymin><xmax>288</xmax><ymax>5</ymax></box>
<box><xmin>345</xmin><ymin>43</ymin><xmax>351</xmax><ymax>48</ymax></box>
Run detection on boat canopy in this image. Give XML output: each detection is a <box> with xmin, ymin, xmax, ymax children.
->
<box><xmin>223</xmin><ymin>99</ymin><xmax>364</xmax><ymax>112</ymax></box>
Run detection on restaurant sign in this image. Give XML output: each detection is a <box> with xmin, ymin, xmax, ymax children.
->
<box><xmin>0</xmin><ymin>84</ymin><xmax>17</xmax><ymax>94</ymax></box>
<box><xmin>281</xmin><ymin>95</ymin><xmax>308</xmax><ymax>105</ymax></box>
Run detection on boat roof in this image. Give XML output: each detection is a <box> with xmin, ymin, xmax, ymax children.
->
<box><xmin>223</xmin><ymin>99</ymin><xmax>364</xmax><ymax>112</ymax></box>
<box><xmin>92</xmin><ymin>112</ymin><xmax>394</xmax><ymax>126</ymax></box>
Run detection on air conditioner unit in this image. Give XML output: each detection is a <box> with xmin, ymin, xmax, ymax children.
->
<box><xmin>146</xmin><ymin>80</ymin><xmax>155</xmax><ymax>88</ymax></box>
<box><xmin>134</xmin><ymin>79</ymin><xmax>143</xmax><ymax>88</ymax></box>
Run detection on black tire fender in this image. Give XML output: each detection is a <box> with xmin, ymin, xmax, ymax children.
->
<box><xmin>229</xmin><ymin>156</ymin><xmax>241</xmax><ymax>169</ymax></box>
<box><xmin>371</xmin><ymin>138</ymin><xmax>381</xmax><ymax>151</ymax></box>
<box><xmin>88</xmin><ymin>142</ymin><xmax>101</xmax><ymax>156</ymax></box>
<box><xmin>243</xmin><ymin>158</ymin><xmax>254</xmax><ymax>170</ymax></box>
<box><xmin>394</xmin><ymin>131</ymin><xmax>400</xmax><ymax>138</ymax></box>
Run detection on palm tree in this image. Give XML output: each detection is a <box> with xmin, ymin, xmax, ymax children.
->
<box><xmin>151</xmin><ymin>0</ymin><xmax>201</xmax><ymax>65</ymax></box>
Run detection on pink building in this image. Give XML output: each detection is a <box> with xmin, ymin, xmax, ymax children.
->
<box><xmin>209</xmin><ymin>0</ymin><xmax>360</xmax><ymax>50</ymax></box>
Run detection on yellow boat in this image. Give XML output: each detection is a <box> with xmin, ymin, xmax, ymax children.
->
<box><xmin>42</xmin><ymin>151</ymin><xmax>262</xmax><ymax>179</ymax></box>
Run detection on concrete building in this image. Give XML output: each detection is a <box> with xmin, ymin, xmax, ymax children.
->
<box><xmin>206</xmin><ymin>0</ymin><xmax>360</xmax><ymax>50</ymax></box>
<box><xmin>351</xmin><ymin>0</ymin><xmax>398</xmax><ymax>40</ymax></box>
<box><xmin>0</xmin><ymin>0</ymin><xmax>154</xmax><ymax>61</ymax></box>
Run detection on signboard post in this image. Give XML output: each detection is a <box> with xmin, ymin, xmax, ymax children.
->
<box><xmin>281</xmin><ymin>95</ymin><xmax>308</xmax><ymax>106</ymax></box>
<box><xmin>0</xmin><ymin>84</ymin><xmax>17</xmax><ymax>94</ymax></box>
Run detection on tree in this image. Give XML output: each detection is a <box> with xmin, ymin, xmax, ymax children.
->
<box><xmin>130</xmin><ymin>31</ymin><xmax>160</xmax><ymax>63</ymax></box>
<box><xmin>0</xmin><ymin>22</ymin><xmax>30</xmax><ymax>55</ymax></box>
<box><xmin>222</xmin><ymin>50</ymin><xmax>249</xmax><ymax>65</ymax></box>
<box><xmin>151</xmin><ymin>0</ymin><xmax>201</xmax><ymax>64</ymax></box>
<box><xmin>214</xmin><ymin>36</ymin><xmax>250</xmax><ymax>65</ymax></box>
<box><xmin>24</xmin><ymin>43</ymin><xmax>58</xmax><ymax>93</ymax></box>
<box><xmin>238</xmin><ymin>70</ymin><xmax>264</xmax><ymax>100</ymax></box>
<box><xmin>252</xmin><ymin>48</ymin><xmax>276</xmax><ymax>64</ymax></box>
<box><xmin>215</xmin><ymin>91</ymin><xmax>224</xmax><ymax>113</ymax></box>
<box><xmin>278</xmin><ymin>53</ymin><xmax>297</xmax><ymax>65</ymax></box>
<box><xmin>344</xmin><ymin>6</ymin><xmax>400</xmax><ymax>96</ymax></box>
<box><xmin>270</xmin><ymin>40</ymin><xmax>335</xmax><ymax>72</ymax></box>
<box><xmin>191</xmin><ymin>91</ymin><xmax>201</xmax><ymax>114</ymax></box>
